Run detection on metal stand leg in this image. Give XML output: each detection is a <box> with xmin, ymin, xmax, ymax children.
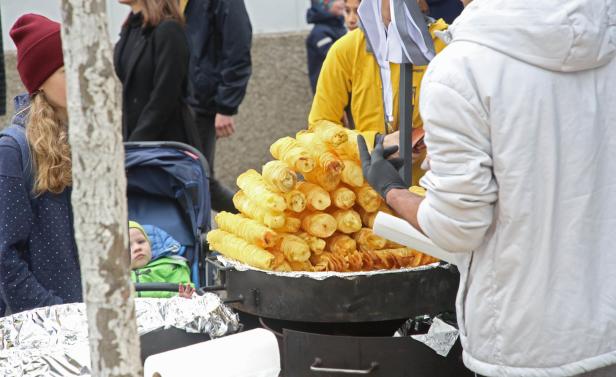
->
<box><xmin>399</xmin><ymin>63</ymin><xmax>414</xmax><ymax>186</ymax></box>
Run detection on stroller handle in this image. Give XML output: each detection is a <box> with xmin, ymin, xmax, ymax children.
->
<box><xmin>134</xmin><ymin>282</ymin><xmax>182</xmax><ymax>292</ymax></box>
<box><xmin>134</xmin><ymin>282</ymin><xmax>211</xmax><ymax>296</ymax></box>
<box><xmin>124</xmin><ymin>141</ymin><xmax>211</xmax><ymax>176</ymax></box>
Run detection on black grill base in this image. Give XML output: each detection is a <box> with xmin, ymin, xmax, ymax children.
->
<box><xmin>283</xmin><ymin>329</ymin><xmax>473</xmax><ymax>377</ymax></box>
<box><xmin>238</xmin><ymin>311</ymin><xmax>473</xmax><ymax>377</ymax></box>
<box><xmin>216</xmin><ymin>261</ymin><xmax>468</xmax><ymax>376</ymax></box>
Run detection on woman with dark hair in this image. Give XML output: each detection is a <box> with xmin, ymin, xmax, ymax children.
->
<box><xmin>114</xmin><ymin>0</ymin><xmax>199</xmax><ymax>146</ymax></box>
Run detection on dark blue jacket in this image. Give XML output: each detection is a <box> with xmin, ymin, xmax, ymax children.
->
<box><xmin>306</xmin><ymin>6</ymin><xmax>346</xmax><ymax>93</ymax></box>
<box><xmin>426</xmin><ymin>0</ymin><xmax>463</xmax><ymax>24</ymax></box>
<box><xmin>184</xmin><ymin>0</ymin><xmax>253</xmax><ymax>116</ymax></box>
<box><xmin>0</xmin><ymin>95</ymin><xmax>82</xmax><ymax>315</ymax></box>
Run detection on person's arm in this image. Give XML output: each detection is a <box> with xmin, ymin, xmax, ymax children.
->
<box><xmin>0</xmin><ymin>143</ymin><xmax>63</xmax><ymax>312</ymax></box>
<box><xmin>360</xmin><ymin>76</ymin><xmax>496</xmax><ymax>253</ymax></box>
<box><xmin>386</xmin><ymin>188</ymin><xmax>425</xmax><ymax>232</ymax></box>
<box><xmin>308</xmin><ymin>36</ymin><xmax>350</xmax><ymax>127</ymax></box>
<box><xmin>214</xmin><ymin>0</ymin><xmax>252</xmax><ymax>116</ymax></box>
<box><xmin>415</xmin><ymin>77</ymin><xmax>497</xmax><ymax>253</ymax></box>
<box><xmin>129</xmin><ymin>21</ymin><xmax>189</xmax><ymax>141</ymax></box>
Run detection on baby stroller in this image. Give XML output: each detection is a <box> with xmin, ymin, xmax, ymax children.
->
<box><xmin>124</xmin><ymin>141</ymin><xmax>214</xmax><ymax>361</ymax></box>
<box><xmin>125</xmin><ymin>141</ymin><xmax>210</xmax><ymax>286</ymax></box>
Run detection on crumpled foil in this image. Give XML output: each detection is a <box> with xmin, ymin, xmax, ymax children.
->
<box><xmin>406</xmin><ymin>317</ymin><xmax>459</xmax><ymax>357</ymax></box>
<box><xmin>0</xmin><ymin>294</ymin><xmax>239</xmax><ymax>377</ymax></box>
<box><xmin>216</xmin><ymin>255</ymin><xmax>442</xmax><ymax>281</ymax></box>
<box><xmin>134</xmin><ymin>294</ymin><xmax>239</xmax><ymax>337</ymax></box>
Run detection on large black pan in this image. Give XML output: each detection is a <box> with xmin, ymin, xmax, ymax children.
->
<box><xmin>205</xmin><ymin>258</ymin><xmax>459</xmax><ymax>323</ymax></box>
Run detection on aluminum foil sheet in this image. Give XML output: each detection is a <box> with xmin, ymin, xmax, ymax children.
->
<box><xmin>0</xmin><ymin>293</ymin><xmax>239</xmax><ymax>377</ymax></box>
<box><xmin>134</xmin><ymin>294</ymin><xmax>239</xmax><ymax>337</ymax></box>
<box><xmin>216</xmin><ymin>255</ymin><xmax>443</xmax><ymax>281</ymax></box>
<box><xmin>396</xmin><ymin>316</ymin><xmax>460</xmax><ymax>357</ymax></box>
<box><xmin>411</xmin><ymin>317</ymin><xmax>459</xmax><ymax>356</ymax></box>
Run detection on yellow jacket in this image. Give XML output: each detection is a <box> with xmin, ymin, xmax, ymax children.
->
<box><xmin>180</xmin><ymin>0</ymin><xmax>189</xmax><ymax>14</ymax></box>
<box><xmin>308</xmin><ymin>19</ymin><xmax>448</xmax><ymax>185</ymax></box>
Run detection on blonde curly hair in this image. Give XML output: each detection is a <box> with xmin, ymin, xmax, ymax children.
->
<box><xmin>26</xmin><ymin>92</ymin><xmax>72</xmax><ymax>195</ymax></box>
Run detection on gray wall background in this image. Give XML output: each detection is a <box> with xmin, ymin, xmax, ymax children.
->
<box><xmin>1</xmin><ymin>0</ymin><xmax>312</xmax><ymax>49</ymax></box>
<box><xmin>1</xmin><ymin>1</ymin><xmax>315</xmax><ymax>190</ymax></box>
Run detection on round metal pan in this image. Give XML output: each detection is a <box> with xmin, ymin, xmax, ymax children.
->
<box><xmin>207</xmin><ymin>258</ymin><xmax>460</xmax><ymax>323</ymax></box>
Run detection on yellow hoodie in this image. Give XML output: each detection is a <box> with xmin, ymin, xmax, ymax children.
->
<box><xmin>180</xmin><ymin>0</ymin><xmax>189</xmax><ymax>14</ymax></box>
<box><xmin>308</xmin><ymin>19</ymin><xmax>449</xmax><ymax>185</ymax></box>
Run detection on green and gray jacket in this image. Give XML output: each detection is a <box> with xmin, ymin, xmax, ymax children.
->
<box><xmin>131</xmin><ymin>256</ymin><xmax>191</xmax><ymax>298</ymax></box>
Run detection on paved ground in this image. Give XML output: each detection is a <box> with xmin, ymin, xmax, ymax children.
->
<box><xmin>0</xmin><ymin>32</ymin><xmax>313</xmax><ymax>190</ymax></box>
<box><xmin>215</xmin><ymin>32</ymin><xmax>313</xmax><ymax>189</ymax></box>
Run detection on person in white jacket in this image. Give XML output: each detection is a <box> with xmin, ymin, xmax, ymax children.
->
<box><xmin>358</xmin><ymin>0</ymin><xmax>616</xmax><ymax>376</ymax></box>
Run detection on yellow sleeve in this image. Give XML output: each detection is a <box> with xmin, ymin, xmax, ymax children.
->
<box><xmin>308</xmin><ymin>35</ymin><xmax>353</xmax><ymax>130</ymax></box>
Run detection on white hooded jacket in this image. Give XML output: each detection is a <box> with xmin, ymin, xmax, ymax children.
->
<box><xmin>417</xmin><ymin>0</ymin><xmax>616</xmax><ymax>376</ymax></box>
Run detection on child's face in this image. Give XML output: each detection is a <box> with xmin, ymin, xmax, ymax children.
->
<box><xmin>345</xmin><ymin>0</ymin><xmax>361</xmax><ymax>30</ymax></box>
<box><xmin>129</xmin><ymin>228</ymin><xmax>152</xmax><ymax>269</ymax></box>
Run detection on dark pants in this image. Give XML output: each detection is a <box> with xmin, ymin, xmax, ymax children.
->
<box><xmin>194</xmin><ymin>113</ymin><xmax>237</xmax><ymax>214</ymax></box>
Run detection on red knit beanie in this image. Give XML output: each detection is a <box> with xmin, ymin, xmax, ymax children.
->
<box><xmin>10</xmin><ymin>14</ymin><xmax>64</xmax><ymax>94</ymax></box>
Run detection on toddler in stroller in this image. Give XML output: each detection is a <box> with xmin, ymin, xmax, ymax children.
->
<box><xmin>125</xmin><ymin>140</ymin><xmax>212</xmax><ymax>290</ymax></box>
<box><xmin>129</xmin><ymin>221</ymin><xmax>194</xmax><ymax>298</ymax></box>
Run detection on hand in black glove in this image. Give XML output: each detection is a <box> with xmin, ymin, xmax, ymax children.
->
<box><xmin>357</xmin><ymin>135</ymin><xmax>407</xmax><ymax>199</ymax></box>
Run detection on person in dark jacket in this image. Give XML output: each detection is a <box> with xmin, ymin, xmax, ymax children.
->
<box><xmin>183</xmin><ymin>0</ymin><xmax>252</xmax><ymax>213</ymax></box>
<box><xmin>306</xmin><ymin>0</ymin><xmax>346</xmax><ymax>93</ymax></box>
<box><xmin>423</xmin><ymin>0</ymin><xmax>463</xmax><ymax>24</ymax></box>
<box><xmin>114</xmin><ymin>0</ymin><xmax>199</xmax><ymax>146</ymax></box>
<box><xmin>0</xmin><ymin>14</ymin><xmax>82</xmax><ymax>315</ymax></box>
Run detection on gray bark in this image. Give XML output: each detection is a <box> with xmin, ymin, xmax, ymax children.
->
<box><xmin>60</xmin><ymin>1</ymin><xmax>142</xmax><ymax>376</ymax></box>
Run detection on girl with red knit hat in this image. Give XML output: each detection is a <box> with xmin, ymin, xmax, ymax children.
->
<box><xmin>0</xmin><ymin>14</ymin><xmax>82</xmax><ymax>316</ymax></box>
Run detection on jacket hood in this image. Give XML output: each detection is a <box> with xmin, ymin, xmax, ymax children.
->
<box><xmin>306</xmin><ymin>6</ymin><xmax>344</xmax><ymax>26</ymax></box>
<box><xmin>448</xmin><ymin>0</ymin><xmax>616</xmax><ymax>72</ymax></box>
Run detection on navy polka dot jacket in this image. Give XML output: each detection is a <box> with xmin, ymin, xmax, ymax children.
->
<box><xmin>0</xmin><ymin>96</ymin><xmax>82</xmax><ymax>315</ymax></box>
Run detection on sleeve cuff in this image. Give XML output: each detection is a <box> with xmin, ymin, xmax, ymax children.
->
<box><xmin>216</xmin><ymin>105</ymin><xmax>238</xmax><ymax>116</ymax></box>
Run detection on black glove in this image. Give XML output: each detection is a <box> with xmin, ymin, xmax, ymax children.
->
<box><xmin>357</xmin><ymin>135</ymin><xmax>407</xmax><ymax>199</ymax></box>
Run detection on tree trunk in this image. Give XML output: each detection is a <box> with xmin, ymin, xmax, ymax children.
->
<box><xmin>60</xmin><ymin>1</ymin><xmax>142</xmax><ymax>376</ymax></box>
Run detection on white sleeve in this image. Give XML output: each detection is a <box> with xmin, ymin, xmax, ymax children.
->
<box><xmin>417</xmin><ymin>80</ymin><xmax>498</xmax><ymax>253</ymax></box>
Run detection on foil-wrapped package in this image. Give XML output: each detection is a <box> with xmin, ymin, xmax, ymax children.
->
<box><xmin>0</xmin><ymin>293</ymin><xmax>239</xmax><ymax>377</ymax></box>
<box><xmin>410</xmin><ymin>317</ymin><xmax>459</xmax><ymax>357</ymax></box>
